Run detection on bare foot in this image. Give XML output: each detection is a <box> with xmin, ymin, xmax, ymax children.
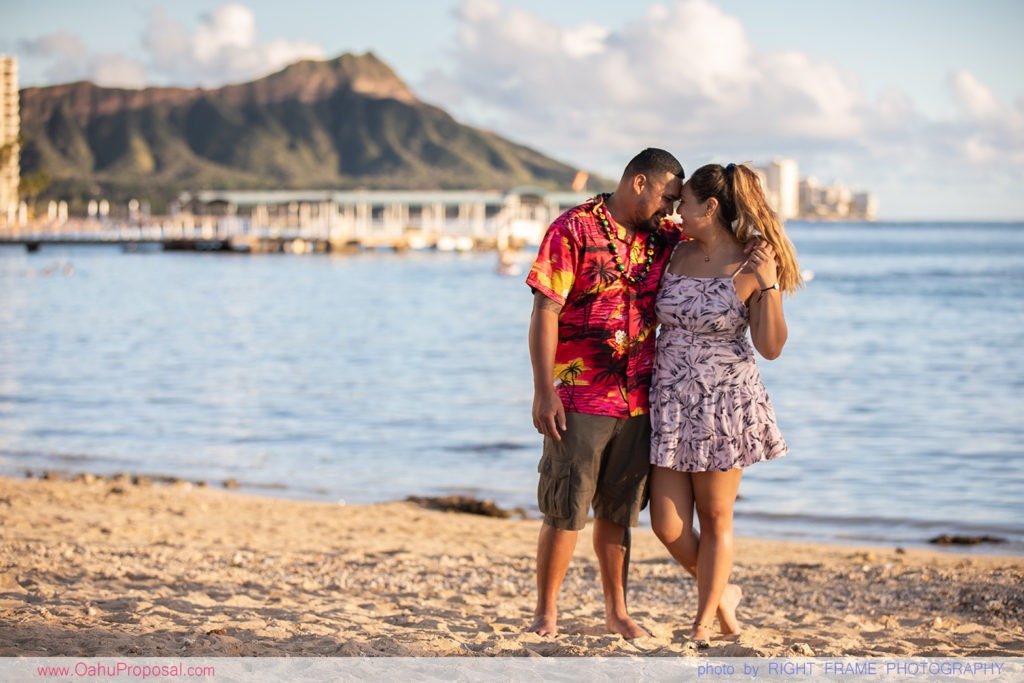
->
<box><xmin>527</xmin><ymin>613</ymin><xmax>558</xmax><ymax>637</ymax></box>
<box><xmin>717</xmin><ymin>583</ymin><xmax>743</xmax><ymax>636</ymax></box>
<box><xmin>606</xmin><ymin>615</ymin><xmax>650</xmax><ymax>640</ymax></box>
<box><xmin>687</xmin><ymin>622</ymin><xmax>712</xmax><ymax>649</ymax></box>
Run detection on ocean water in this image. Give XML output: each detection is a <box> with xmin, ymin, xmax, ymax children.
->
<box><xmin>1</xmin><ymin>221</ymin><xmax>1022</xmax><ymax>553</ymax></box>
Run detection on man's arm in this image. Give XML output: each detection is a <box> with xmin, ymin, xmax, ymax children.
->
<box><xmin>528</xmin><ymin>290</ymin><xmax>566</xmax><ymax>441</ymax></box>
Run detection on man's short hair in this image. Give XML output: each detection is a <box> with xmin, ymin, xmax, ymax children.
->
<box><xmin>622</xmin><ymin>148</ymin><xmax>684</xmax><ymax>182</ymax></box>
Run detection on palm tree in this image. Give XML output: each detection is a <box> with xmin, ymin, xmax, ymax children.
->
<box><xmin>20</xmin><ymin>171</ymin><xmax>51</xmax><ymax>218</ymax></box>
<box><xmin>557</xmin><ymin>359</ymin><xmax>585</xmax><ymax>411</ymax></box>
<box><xmin>592</xmin><ymin>353</ymin><xmax>629</xmax><ymax>405</ymax></box>
<box><xmin>584</xmin><ymin>254</ymin><xmax>620</xmax><ymax>286</ymax></box>
<box><xmin>579</xmin><ymin>255</ymin><xmax>619</xmax><ymax>329</ymax></box>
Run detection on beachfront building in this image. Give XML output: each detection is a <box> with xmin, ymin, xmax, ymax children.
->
<box><xmin>0</xmin><ymin>56</ymin><xmax>19</xmax><ymax>228</ymax></box>
<box><xmin>742</xmin><ymin>157</ymin><xmax>878</xmax><ymax>221</ymax></box>
<box><xmin>769</xmin><ymin>158</ymin><xmax>800</xmax><ymax>220</ymax></box>
<box><xmin>851</xmin><ymin>191</ymin><xmax>878</xmax><ymax>221</ymax></box>
<box><xmin>757</xmin><ymin>157</ymin><xmax>800</xmax><ymax>220</ymax></box>
<box><xmin>174</xmin><ymin>187</ymin><xmax>593</xmax><ymax>249</ymax></box>
<box><xmin>799</xmin><ymin>177</ymin><xmax>877</xmax><ymax>221</ymax></box>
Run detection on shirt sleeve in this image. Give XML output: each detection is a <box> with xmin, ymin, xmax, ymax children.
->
<box><xmin>525</xmin><ymin>219</ymin><xmax>580</xmax><ymax>306</ymax></box>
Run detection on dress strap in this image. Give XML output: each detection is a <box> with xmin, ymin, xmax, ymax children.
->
<box><xmin>730</xmin><ymin>258</ymin><xmax>750</xmax><ymax>278</ymax></box>
<box><xmin>666</xmin><ymin>238</ymin><xmax>685</xmax><ymax>270</ymax></box>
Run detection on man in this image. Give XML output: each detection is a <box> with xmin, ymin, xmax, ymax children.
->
<box><xmin>525</xmin><ymin>148</ymin><xmax>684</xmax><ymax>639</ymax></box>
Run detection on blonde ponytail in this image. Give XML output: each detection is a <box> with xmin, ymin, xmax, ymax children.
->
<box><xmin>730</xmin><ymin>165</ymin><xmax>802</xmax><ymax>293</ymax></box>
<box><xmin>689</xmin><ymin>163</ymin><xmax>803</xmax><ymax>294</ymax></box>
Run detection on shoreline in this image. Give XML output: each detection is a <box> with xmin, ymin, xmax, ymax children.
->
<box><xmin>5</xmin><ymin>467</ymin><xmax>1020</xmax><ymax>557</ymax></box>
<box><xmin>1</xmin><ymin>475</ymin><xmax>1022</xmax><ymax>657</ymax></box>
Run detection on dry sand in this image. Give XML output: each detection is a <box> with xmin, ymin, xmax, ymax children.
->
<box><xmin>1</xmin><ymin>475</ymin><xmax>1021</xmax><ymax>658</ymax></box>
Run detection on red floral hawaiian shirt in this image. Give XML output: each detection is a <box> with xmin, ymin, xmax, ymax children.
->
<box><xmin>527</xmin><ymin>194</ymin><xmax>683</xmax><ymax>418</ymax></box>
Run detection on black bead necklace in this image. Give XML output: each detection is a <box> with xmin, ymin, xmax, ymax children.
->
<box><xmin>594</xmin><ymin>195</ymin><xmax>657</xmax><ymax>285</ymax></box>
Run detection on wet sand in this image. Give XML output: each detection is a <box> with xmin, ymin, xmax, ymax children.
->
<box><xmin>1</xmin><ymin>475</ymin><xmax>1021</xmax><ymax>657</ymax></box>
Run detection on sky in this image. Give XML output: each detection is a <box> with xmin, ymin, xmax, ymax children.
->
<box><xmin>1</xmin><ymin>0</ymin><xmax>1022</xmax><ymax>220</ymax></box>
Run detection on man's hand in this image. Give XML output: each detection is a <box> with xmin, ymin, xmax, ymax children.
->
<box><xmin>528</xmin><ymin>291</ymin><xmax>566</xmax><ymax>441</ymax></box>
<box><xmin>532</xmin><ymin>386</ymin><xmax>567</xmax><ymax>441</ymax></box>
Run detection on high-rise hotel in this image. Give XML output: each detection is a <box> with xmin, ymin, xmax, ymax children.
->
<box><xmin>1</xmin><ymin>56</ymin><xmax>19</xmax><ymax>226</ymax></box>
<box><xmin>753</xmin><ymin>157</ymin><xmax>801</xmax><ymax>221</ymax></box>
<box><xmin>755</xmin><ymin>156</ymin><xmax>877</xmax><ymax>221</ymax></box>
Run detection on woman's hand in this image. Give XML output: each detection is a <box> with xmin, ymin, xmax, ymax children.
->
<box><xmin>745</xmin><ymin>240</ymin><xmax>778</xmax><ymax>289</ymax></box>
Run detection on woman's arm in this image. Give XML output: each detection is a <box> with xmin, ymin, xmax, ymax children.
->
<box><xmin>749</xmin><ymin>283</ymin><xmax>787</xmax><ymax>360</ymax></box>
<box><xmin>742</xmin><ymin>241</ymin><xmax>788</xmax><ymax>360</ymax></box>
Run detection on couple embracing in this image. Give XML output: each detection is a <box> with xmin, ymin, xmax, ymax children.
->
<box><xmin>525</xmin><ymin>148</ymin><xmax>801</xmax><ymax>645</ymax></box>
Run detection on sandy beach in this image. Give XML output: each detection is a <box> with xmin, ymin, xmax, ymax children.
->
<box><xmin>0</xmin><ymin>474</ymin><xmax>1021</xmax><ymax>658</ymax></box>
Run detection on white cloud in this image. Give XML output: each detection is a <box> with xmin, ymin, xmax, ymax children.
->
<box><xmin>562</xmin><ymin>24</ymin><xmax>609</xmax><ymax>60</ymax></box>
<box><xmin>144</xmin><ymin>7</ymin><xmax>192</xmax><ymax>74</ymax></box>
<box><xmin>943</xmin><ymin>69</ymin><xmax>1024</xmax><ymax>167</ymax></box>
<box><xmin>19</xmin><ymin>3</ymin><xmax>325</xmax><ymax>89</ymax></box>
<box><xmin>621</xmin><ymin>0</ymin><xmax>753</xmax><ymax>102</ymax></box>
<box><xmin>17</xmin><ymin>33</ymin><xmax>147</xmax><ymax>88</ymax></box>
<box><xmin>18</xmin><ymin>32</ymin><xmax>86</xmax><ymax>60</ymax></box>
<box><xmin>962</xmin><ymin>134</ymin><xmax>997</xmax><ymax>164</ymax></box>
<box><xmin>418</xmin><ymin>0</ymin><xmax>1024</xmax><ymax>218</ymax></box>
<box><xmin>18</xmin><ymin>32</ymin><xmax>90</xmax><ymax>84</ymax></box>
<box><xmin>193</xmin><ymin>4</ymin><xmax>257</xmax><ymax>63</ymax></box>
<box><xmin>426</xmin><ymin>0</ymin><xmax>867</xmax><ymax>168</ymax></box>
<box><xmin>873</xmin><ymin>89</ymin><xmax>917</xmax><ymax>132</ymax></box>
<box><xmin>141</xmin><ymin>3</ymin><xmax>325</xmax><ymax>87</ymax></box>
<box><xmin>90</xmin><ymin>55</ymin><xmax>148</xmax><ymax>89</ymax></box>
<box><xmin>949</xmin><ymin>68</ymin><xmax>1002</xmax><ymax>121</ymax></box>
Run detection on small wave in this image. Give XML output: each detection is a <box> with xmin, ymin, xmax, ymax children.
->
<box><xmin>732</xmin><ymin>509</ymin><xmax>1024</xmax><ymax>555</ymax></box>
<box><xmin>448</xmin><ymin>441</ymin><xmax>532</xmax><ymax>454</ymax></box>
<box><xmin>0</xmin><ymin>448</ymin><xmax>140</xmax><ymax>467</ymax></box>
<box><xmin>812</xmin><ymin>268</ymin><xmax>1023</xmax><ymax>283</ymax></box>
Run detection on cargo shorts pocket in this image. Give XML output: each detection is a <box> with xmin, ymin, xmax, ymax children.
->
<box><xmin>537</xmin><ymin>456</ymin><xmax>573</xmax><ymax>520</ymax></box>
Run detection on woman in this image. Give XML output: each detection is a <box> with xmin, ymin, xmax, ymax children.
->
<box><xmin>649</xmin><ymin>162</ymin><xmax>801</xmax><ymax>647</ymax></box>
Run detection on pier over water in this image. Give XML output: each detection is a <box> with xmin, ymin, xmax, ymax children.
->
<box><xmin>0</xmin><ymin>188</ymin><xmax>592</xmax><ymax>253</ymax></box>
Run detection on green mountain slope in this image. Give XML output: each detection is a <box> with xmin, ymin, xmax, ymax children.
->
<box><xmin>18</xmin><ymin>52</ymin><xmax>597</xmax><ymax>210</ymax></box>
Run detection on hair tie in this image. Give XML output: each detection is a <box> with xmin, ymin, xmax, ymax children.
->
<box><xmin>725</xmin><ymin>163</ymin><xmax>736</xmax><ymax>174</ymax></box>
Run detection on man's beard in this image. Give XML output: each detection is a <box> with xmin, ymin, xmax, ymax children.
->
<box><xmin>638</xmin><ymin>214</ymin><xmax>664</xmax><ymax>233</ymax></box>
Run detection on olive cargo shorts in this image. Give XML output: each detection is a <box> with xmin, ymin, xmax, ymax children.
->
<box><xmin>536</xmin><ymin>412</ymin><xmax>651</xmax><ymax>531</ymax></box>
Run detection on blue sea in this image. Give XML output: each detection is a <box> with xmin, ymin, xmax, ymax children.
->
<box><xmin>1</xmin><ymin>221</ymin><xmax>1022</xmax><ymax>554</ymax></box>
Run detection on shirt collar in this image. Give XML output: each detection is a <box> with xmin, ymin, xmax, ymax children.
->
<box><xmin>591</xmin><ymin>194</ymin><xmax>628</xmax><ymax>242</ymax></box>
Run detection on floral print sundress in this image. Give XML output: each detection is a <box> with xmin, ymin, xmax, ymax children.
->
<box><xmin>650</xmin><ymin>270</ymin><xmax>787</xmax><ymax>472</ymax></box>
